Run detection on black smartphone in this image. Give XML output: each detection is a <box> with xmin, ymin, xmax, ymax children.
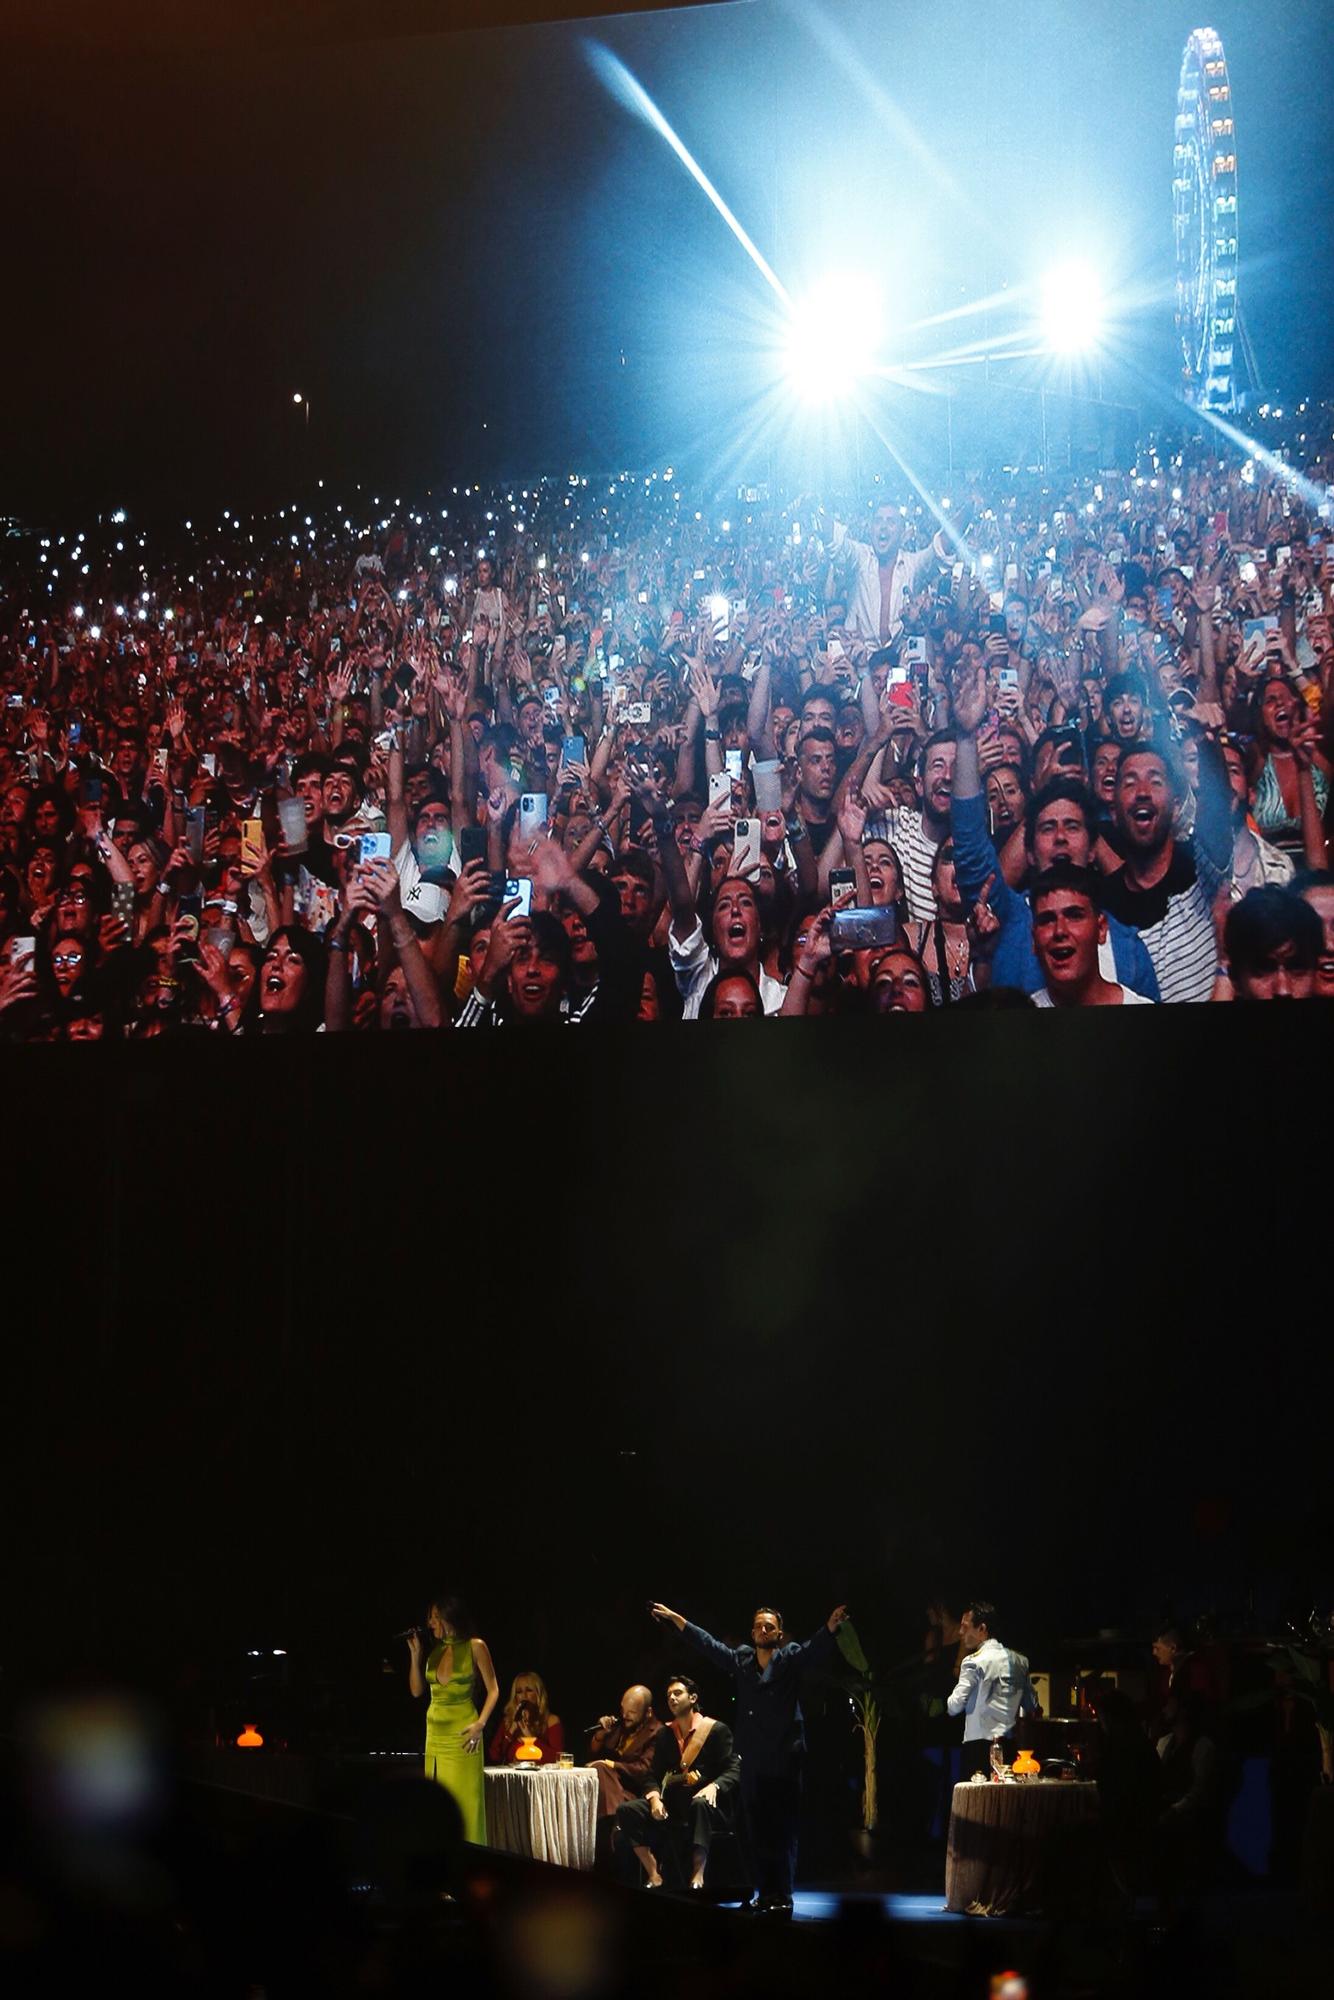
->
<box><xmin>459</xmin><ymin>826</ymin><xmax>487</xmax><ymax>869</ymax></box>
<box><xmin>830</xmin><ymin>906</ymin><xmax>898</xmax><ymax>951</ymax></box>
<box><xmin>78</xmin><ymin>775</ymin><xmax>102</xmax><ymax>808</ymax></box>
<box><xmin>177</xmin><ymin>893</ymin><xmax>202</xmax><ymax>964</ymax></box>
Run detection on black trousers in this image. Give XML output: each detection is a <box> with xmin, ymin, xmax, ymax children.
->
<box><xmin>960</xmin><ymin>1735</ymin><xmax>1014</xmax><ymax>1780</ymax></box>
<box><xmin>741</xmin><ymin>1767</ymin><xmax>801</xmax><ymax>1901</ymax></box>
<box><xmin>615</xmin><ymin>1791</ymin><xmax>725</xmax><ymax>1878</ymax></box>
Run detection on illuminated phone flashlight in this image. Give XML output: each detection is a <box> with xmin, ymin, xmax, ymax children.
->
<box><xmin>164</xmin><ymin>607</ymin><xmax>174</xmax><ymax>621</ymax></box>
<box><xmin>708</xmin><ymin>593</ymin><xmax>729</xmax><ymax>624</ymax></box>
<box><xmin>397</xmin><ymin>589</ymin><xmax>408</xmax><ymax>602</ymax></box>
<box><xmin>980</xmin><ymin>553</ymin><xmax>995</xmax><ymax>571</ymax></box>
<box><xmin>580</xmin><ymin>552</ymin><xmax>590</xmax><ymax>565</ymax></box>
<box><xmin>537</xmin><ymin>554</ymin><xmax>547</xmax><ymax>570</ymax></box>
<box><xmin>89</xmin><ymin>624</ymin><xmax>101</xmax><ymax>640</ymax></box>
<box><xmin>721</xmin><ymin>520</ymin><xmax>731</xmax><ymax>534</ymax></box>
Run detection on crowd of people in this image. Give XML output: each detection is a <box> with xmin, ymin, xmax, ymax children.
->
<box><xmin>2</xmin><ymin>435</ymin><xmax>1332</xmax><ymax>1039</ymax></box>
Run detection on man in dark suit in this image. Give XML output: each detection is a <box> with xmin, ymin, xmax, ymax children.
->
<box><xmin>650</xmin><ymin>1598</ymin><xmax>849</xmax><ymax>1915</ymax></box>
<box><xmin>614</xmin><ymin>1674</ymin><xmax>740</xmax><ymax>1890</ymax></box>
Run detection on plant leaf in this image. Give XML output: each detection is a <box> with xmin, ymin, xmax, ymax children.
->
<box><xmin>837</xmin><ymin>1619</ymin><xmax>872</xmax><ymax>1675</ymax></box>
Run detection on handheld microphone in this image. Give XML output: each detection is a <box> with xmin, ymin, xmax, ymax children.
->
<box><xmin>393</xmin><ymin>1625</ymin><xmax>425</xmax><ymax>1640</ymax></box>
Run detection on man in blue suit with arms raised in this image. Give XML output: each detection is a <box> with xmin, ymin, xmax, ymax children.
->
<box><xmin>649</xmin><ymin>1596</ymin><xmax>849</xmax><ymax>1917</ymax></box>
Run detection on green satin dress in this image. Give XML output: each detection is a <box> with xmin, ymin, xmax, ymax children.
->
<box><xmin>424</xmin><ymin>1638</ymin><xmax>485</xmax><ymax>1842</ymax></box>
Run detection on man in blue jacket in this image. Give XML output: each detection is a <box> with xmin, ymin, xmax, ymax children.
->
<box><xmin>948</xmin><ymin>654</ymin><xmax>1159</xmax><ymax>999</ymax></box>
<box><xmin>650</xmin><ymin>1598</ymin><xmax>848</xmax><ymax>1916</ymax></box>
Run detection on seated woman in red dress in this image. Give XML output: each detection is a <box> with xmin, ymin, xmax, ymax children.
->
<box><xmin>489</xmin><ymin>1671</ymin><xmax>566</xmax><ymax>1765</ymax></box>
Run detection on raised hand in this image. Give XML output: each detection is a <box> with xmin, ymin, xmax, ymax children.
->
<box><xmin>0</xmin><ymin>958</ymin><xmax>38</xmax><ymax>1014</ymax></box>
<box><xmin>358</xmin><ymin>856</ymin><xmax>401</xmax><ymax>912</ymax></box>
<box><xmin>529</xmin><ymin>835</ymin><xmax>574</xmax><ymax>899</ymax></box>
<box><xmin>192</xmin><ymin>935</ymin><xmax>233</xmax><ymax>998</ymax></box>
<box><xmin>950</xmin><ymin>653</ymin><xmax>990</xmax><ymax>737</ymax></box>
<box><xmin>446</xmin><ymin>858</ymin><xmax>492</xmax><ymax>926</ymax></box>
<box><xmin>795</xmin><ymin>906</ymin><xmax>834</xmax><ymax>978</ymax></box>
<box><xmin>689</xmin><ymin>658</ymin><xmax>721</xmax><ymax>719</ymax></box>
<box><xmin>836</xmin><ymin>787</ymin><xmax>868</xmax><ymax>848</ymax></box>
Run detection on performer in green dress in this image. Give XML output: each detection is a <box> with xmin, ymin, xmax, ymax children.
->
<box><xmin>408</xmin><ymin>1594</ymin><xmax>499</xmax><ymax>1843</ymax></box>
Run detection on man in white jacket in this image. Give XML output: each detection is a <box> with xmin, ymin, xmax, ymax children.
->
<box><xmin>947</xmin><ymin>1600</ymin><xmax>1040</xmax><ymax>1776</ymax></box>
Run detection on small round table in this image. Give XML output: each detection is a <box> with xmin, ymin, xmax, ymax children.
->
<box><xmin>945</xmin><ymin>1779</ymin><xmax>1101</xmax><ymax>1916</ymax></box>
<box><xmin>484</xmin><ymin>1765</ymin><xmax>600</xmax><ymax>1870</ymax></box>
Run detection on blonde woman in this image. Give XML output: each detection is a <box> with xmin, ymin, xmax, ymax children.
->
<box><xmin>488</xmin><ymin>1671</ymin><xmax>565</xmax><ymax>1765</ymax></box>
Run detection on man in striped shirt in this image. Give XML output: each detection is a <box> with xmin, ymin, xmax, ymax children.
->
<box><xmin>875</xmin><ymin>732</ymin><xmax>956</xmax><ymax>922</ymax></box>
<box><xmin>1099</xmin><ymin>744</ymin><xmax>1231</xmax><ymax>1005</ymax></box>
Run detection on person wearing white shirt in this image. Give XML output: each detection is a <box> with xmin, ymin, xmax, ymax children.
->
<box><xmin>1029</xmin><ymin>863</ymin><xmax>1157</xmax><ymax>1008</ymax></box>
<box><xmin>947</xmin><ymin>1601</ymin><xmax>1039</xmax><ymax>1775</ymax></box>
<box><xmin>642</xmin><ymin>787</ymin><xmax>788</xmax><ymax>1019</ymax></box>
<box><xmin>668</xmin><ymin>877</ymin><xmax>787</xmax><ymax>1021</ymax></box>
<box><xmin>825</xmin><ymin>501</ymin><xmax>953</xmax><ymax>645</ymax></box>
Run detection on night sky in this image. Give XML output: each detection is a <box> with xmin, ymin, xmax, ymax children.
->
<box><xmin>3</xmin><ymin>0</ymin><xmax>1332</xmax><ymax>518</ymax></box>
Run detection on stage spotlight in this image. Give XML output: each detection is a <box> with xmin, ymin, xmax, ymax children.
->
<box><xmin>1039</xmin><ymin>260</ymin><xmax>1104</xmax><ymax>354</ymax></box>
<box><xmin>783</xmin><ymin>273</ymin><xmax>883</xmax><ymax>404</ymax></box>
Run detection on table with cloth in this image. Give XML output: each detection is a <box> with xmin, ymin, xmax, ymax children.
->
<box><xmin>945</xmin><ymin>1779</ymin><xmax>1101</xmax><ymax>1915</ymax></box>
<box><xmin>484</xmin><ymin>1765</ymin><xmax>600</xmax><ymax>1869</ymax></box>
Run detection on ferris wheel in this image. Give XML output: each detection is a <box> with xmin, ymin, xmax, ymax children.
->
<box><xmin>1174</xmin><ymin>27</ymin><xmax>1249</xmax><ymax>412</ymax></box>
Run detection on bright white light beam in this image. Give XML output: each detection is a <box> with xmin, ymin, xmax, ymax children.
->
<box><xmin>1188</xmin><ymin>404</ymin><xmax>1329</xmax><ymax>514</ymax></box>
<box><xmin>784</xmin><ymin>273</ymin><xmax>883</xmax><ymax>403</ymax></box>
<box><xmin>1040</xmin><ymin>260</ymin><xmax>1105</xmax><ymax>354</ymax></box>
<box><xmin>586</xmin><ymin>42</ymin><xmax>790</xmax><ymax>310</ymax></box>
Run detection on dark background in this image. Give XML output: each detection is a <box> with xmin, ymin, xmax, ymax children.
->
<box><xmin>2</xmin><ymin>0</ymin><xmax>1332</xmax><ymax>517</ymax></box>
<box><xmin>5</xmin><ymin>1008</ymin><xmax>1330</xmax><ymax>1759</ymax></box>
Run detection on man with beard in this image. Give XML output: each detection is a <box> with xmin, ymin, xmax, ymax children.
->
<box><xmin>614</xmin><ymin>1675</ymin><xmax>741</xmax><ymax>1893</ymax></box>
<box><xmin>825</xmin><ymin>498</ymin><xmax>955</xmax><ymax>645</ymax></box>
<box><xmin>1099</xmin><ymin>742</ymin><xmax>1231</xmax><ymax>1003</ymax></box>
<box><xmin>793</xmin><ymin>727</ymin><xmax>839</xmax><ymax>855</ymax></box>
<box><xmin>1029</xmin><ymin>863</ymin><xmax>1155</xmax><ymax>1007</ymax></box>
<box><xmin>649</xmin><ymin>1599</ymin><xmax>848</xmax><ymax>1915</ymax></box>
<box><xmin>1103</xmin><ymin>672</ymin><xmax>1153</xmax><ymax>751</ymax></box>
<box><xmin>587</xmin><ymin>1685</ymin><xmax>662</xmax><ymax>1825</ymax></box>
<box><xmin>947</xmin><ymin>1601</ymin><xmax>1040</xmax><ymax>1778</ymax></box>
<box><xmin>876</xmin><ymin>731</ymin><xmax>957</xmax><ymax>922</ymax></box>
